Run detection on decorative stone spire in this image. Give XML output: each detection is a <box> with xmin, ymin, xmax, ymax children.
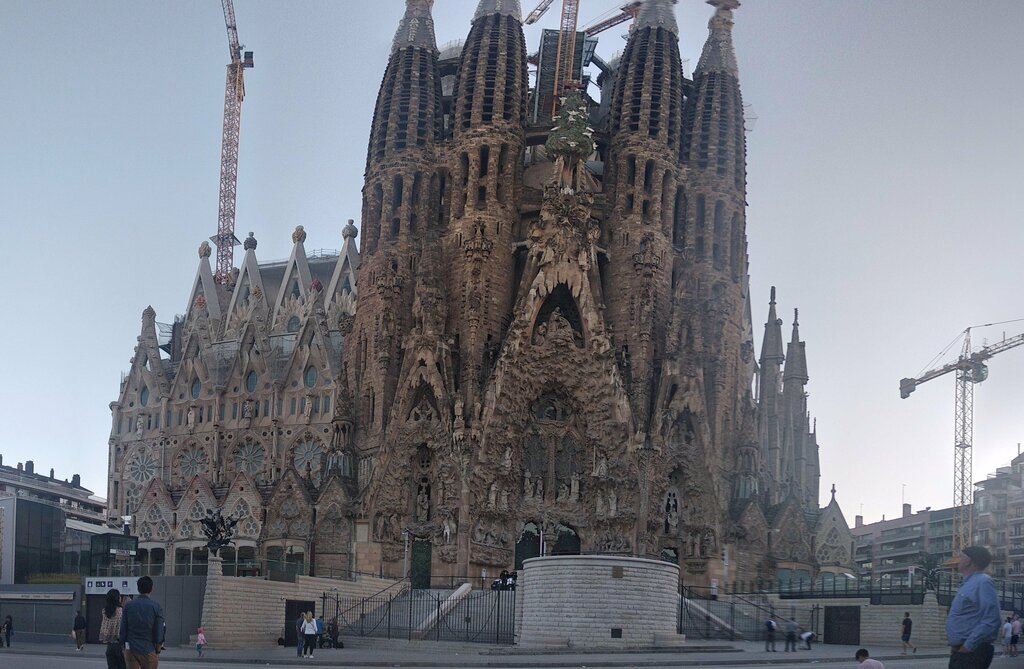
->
<box><xmin>198</xmin><ymin>241</ymin><xmax>212</xmax><ymax>258</ymax></box>
<box><xmin>292</xmin><ymin>225</ymin><xmax>307</xmax><ymax>244</ymax></box>
<box><xmin>635</xmin><ymin>0</ymin><xmax>679</xmax><ymax>35</ymax></box>
<box><xmin>695</xmin><ymin>0</ymin><xmax>739</xmax><ymax>76</ymax></box>
<box><xmin>392</xmin><ymin>0</ymin><xmax>437</xmax><ymax>54</ymax></box>
<box><xmin>759</xmin><ymin>287</ymin><xmax>784</xmax><ymax>366</ymax></box>
<box><xmin>342</xmin><ymin>219</ymin><xmax>358</xmax><ymax>240</ymax></box>
<box><xmin>473</xmin><ymin>0</ymin><xmax>522</xmax><ymax>21</ymax></box>
<box><xmin>783</xmin><ymin>307</ymin><xmax>808</xmax><ymax>384</ymax></box>
<box><xmin>243</xmin><ymin>232</ymin><xmax>257</xmax><ymax>250</ymax></box>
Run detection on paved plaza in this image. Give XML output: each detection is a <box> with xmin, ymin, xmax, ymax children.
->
<box><xmin>0</xmin><ymin>639</ymin><xmax>995</xmax><ymax>668</ymax></box>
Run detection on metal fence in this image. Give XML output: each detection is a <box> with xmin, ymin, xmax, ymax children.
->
<box><xmin>321</xmin><ymin>585</ymin><xmax>515</xmax><ymax>644</ymax></box>
<box><xmin>679</xmin><ymin>587</ymin><xmax>819</xmax><ymax>641</ymax></box>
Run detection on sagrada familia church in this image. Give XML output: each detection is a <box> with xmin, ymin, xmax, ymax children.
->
<box><xmin>108</xmin><ymin>0</ymin><xmax>855</xmax><ymax>588</ymax></box>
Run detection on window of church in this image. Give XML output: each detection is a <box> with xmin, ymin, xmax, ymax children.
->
<box><xmin>305</xmin><ymin>366</ymin><xmax>318</xmax><ymax>388</ymax></box>
<box><xmin>287</xmin><ymin>316</ymin><xmax>300</xmax><ymax>333</ymax></box>
<box><xmin>246</xmin><ymin>371</ymin><xmax>258</xmax><ymax>393</ymax></box>
<box><xmin>140</xmin><ymin>386</ymin><xmax>149</xmax><ymax>407</ymax></box>
<box><xmin>191</xmin><ymin>378</ymin><xmax>201</xmax><ymax>400</ymax></box>
<box><xmin>234</xmin><ymin>440</ymin><xmax>265</xmax><ymax>475</ymax></box>
<box><xmin>322</xmin><ymin>395</ymin><xmax>330</xmax><ymax>415</ymax></box>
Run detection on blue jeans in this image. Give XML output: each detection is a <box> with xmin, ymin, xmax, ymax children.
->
<box><xmin>296</xmin><ymin>634</ymin><xmax>304</xmax><ymax>656</ymax></box>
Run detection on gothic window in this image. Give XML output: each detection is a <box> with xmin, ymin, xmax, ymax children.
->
<box><xmin>233</xmin><ymin>499</ymin><xmax>251</xmax><ymax>519</ymax></box>
<box><xmin>531</xmin><ymin>284</ymin><xmax>584</xmax><ymax>348</ymax></box>
<box><xmin>191</xmin><ymin>378</ymin><xmax>202</xmax><ymax>400</ymax></box>
<box><xmin>534</xmin><ymin>395</ymin><xmax>570</xmax><ymax>423</ymax></box>
<box><xmin>140</xmin><ymin>386</ymin><xmax>149</xmax><ymax>407</ymax></box>
<box><xmin>146</xmin><ymin>505</ymin><xmax>163</xmax><ymax>523</ymax></box>
<box><xmin>127</xmin><ymin>450</ymin><xmax>158</xmax><ymax>483</ymax></box>
<box><xmin>188</xmin><ymin>500</ymin><xmax>205</xmax><ymax>521</ymax></box>
<box><xmin>293</xmin><ymin>438</ymin><xmax>324</xmax><ymax>484</ymax></box>
<box><xmin>177</xmin><ymin>446</ymin><xmax>209</xmax><ymax>480</ymax></box>
<box><xmin>246</xmin><ymin>371</ymin><xmax>258</xmax><ymax>393</ymax></box>
<box><xmin>234</xmin><ymin>440</ymin><xmax>265</xmax><ymax>475</ymax></box>
<box><xmin>672</xmin><ymin>187</ymin><xmax>687</xmax><ymax>252</ymax></box>
<box><xmin>304</xmin><ymin>366</ymin><xmax>318</xmax><ymax>388</ymax></box>
<box><xmin>139</xmin><ymin>523</ymin><xmax>153</xmax><ymax>541</ymax></box>
<box><xmin>287</xmin><ymin>316</ymin><xmax>300</xmax><ymax>334</ymax></box>
<box><xmin>713</xmin><ymin>200</ymin><xmax>726</xmax><ymax>271</ymax></box>
<box><xmin>552</xmin><ymin>525</ymin><xmax>581</xmax><ymax>555</ymax></box>
<box><xmin>643</xmin><ymin>160</ymin><xmax>654</xmax><ymax>194</ymax></box>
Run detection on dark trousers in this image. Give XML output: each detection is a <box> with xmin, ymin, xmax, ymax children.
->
<box><xmin>785</xmin><ymin>633</ymin><xmax>797</xmax><ymax>651</ymax></box>
<box><xmin>765</xmin><ymin>633</ymin><xmax>775</xmax><ymax>651</ymax></box>
<box><xmin>303</xmin><ymin>633</ymin><xmax>316</xmax><ymax>655</ymax></box>
<box><xmin>75</xmin><ymin>629</ymin><xmax>86</xmax><ymax>649</ymax></box>
<box><xmin>950</xmin><ymin>643</ymin><xmax>996</xmax><ymax>669</ymax></box>
<box><xmin>106</xmin><ymin>641</ymin><xmax>127</xmax><ymax>669</ymax></box>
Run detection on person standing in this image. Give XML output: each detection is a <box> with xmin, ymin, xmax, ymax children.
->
<box><xmin>195</xmin><ymin>627</ymin><xmax>206</xmax><ymax>658</ymax></box>
<box><xmin>764</xmin><ymin>617</ymin><xmax>777</xmax><ymax>651</ymax></box>
<box><xmin>119</xmin><ymin>575</ymin><xmax>165</xmax><ymax>669</ymax></box>
<box><xmin>1</xmin><ymin>615</ymin><xmax>12</xmax><ymax>647</ymax></box>
<box><xmin>901</xmin><ymin>612</ymin><xmax>917</xmax><ymax>654</ymax></box>
<box><xmin>947</xmin><ymin>545</ymin><xmax>1002</xmax><ymax>669</ymax></box>
<box><xmin>73</xmin><ymin>609</ymin><xmax>87</xmax><ymax>650</ymax></box>
<box><xmin>785</xmin><ymin>618</ymin><xmax>799</xmax><ymax>652</ymax></box>
<box><xmin>856</xmin><ymin>648</ymin><xmax>885</xmax><ymax>669</ymax></box>
<box><xmin>1011</xmin><ymin>615</ymin><xmax>1021</xmax><ymax>657</ymax></box>
<box><xmin>295</xmin><ymin>613</ymin><xmax>305</xmax><ymax>657</ymax></box>
<box><xmin>100</xmin><ymin>589</ymin><xmax>126</xmax><ymax>669</ymax></box>
<box><xmin>315</xmin><ymin>615</ymin><xmax>324</xmax><ymax>648</ymax></box>
<box><xmin>1002</xmin><ymin>618</ymin><xmax>1013</xmax><ymax>657</ymax></box>
<box><xmin>300</xmin><ymin>612</ymin><xmax>317</xmax><ymax>658</ymax></box>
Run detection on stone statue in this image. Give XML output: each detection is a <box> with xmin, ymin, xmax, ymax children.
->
<box><xmin>135</xmin><ymin>417</ymin><xmax>145</xmax><ymax>439</ymax></box>
<box><xmin>241</xmin><ymin>399</ymin><xmax>254</xmax><ymax>419</ymax></box>
<box><xmin>558</xmin><ymin>481</ymin><xmax>570</xmax><ymax>501</ymax></box>
<box><xmin>499</xmin><ymin>489</ymin><xmax>509</xmax><ymax>511</ymax></box>
<box><xmin>442</xmin><ymin>514</ymin><xmax>454</xmax><ymax>544</ymax></box>
<box><xmin>303</xmin><ymin>395</ymin><xmax>314</xmax><ymax>419</ymax></box>
<box><xmin>201</xmin><ymin>508</ymin><xmax>239</xmax><ymax>557</ymax></box>
<box><xmin>570</xmin><ymin>471</ymin><xmax>580</xmax><ymax>502</ymax></box>
<box><xmin>534</xmin><ymin>476</ymin><xmax>543</xmax><ymax>501</ymax></box>
<box><xmin>592</xmin><ymin>454</ymin><xmax>607</xmax><ymax>478</ymax></box>
<box><xmin>186</xmin><ymin>406</ymin><xmax>196</xmax><ymax>432</ymax></box>
<box><xmin>416</xmin><ymin>482</ymin><xmax>430</xmax><ymax>522</ymax></box>
<box><xmin>502</xmin><ymin>446</ymin><xmax>512</xmax><ymax>471</ymax></box>
<box><xmin>608</xmin><ymin>490</ymin><xmax>617</xmax><ymax>517</ymax></box>
<box><xmin>523</xmin><ymin>469</ymin><xmax>533</xmax><ymax>499</ymax></box>
<box><xmin>488</xmin><ymin>482</ymin><xmax>497</xmax><ymax>509</ymax></box>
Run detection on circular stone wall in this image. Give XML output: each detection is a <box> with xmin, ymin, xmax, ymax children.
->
<box><xmin>517</xmin><ymin>555</ymin><xmax>679</xmax><ymax>648</ymax></box>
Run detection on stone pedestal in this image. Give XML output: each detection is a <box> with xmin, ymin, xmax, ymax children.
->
<box><xmin>517</xmin><ymin>555</ymin><xmax>680</xmax><ymax>648</ymax></box>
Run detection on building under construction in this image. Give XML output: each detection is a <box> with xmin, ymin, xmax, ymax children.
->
<box><xmin>107</xmin><ymin>0</ymin><xmax>855</xmax><ymax>588</ymax></box>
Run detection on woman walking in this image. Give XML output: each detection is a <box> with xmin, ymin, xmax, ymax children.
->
<box><xmin>99</xmin><ymin>588</ymin><xmax>126</xmax><ymax>669</ymax></box>
<box><xmin>1</xmin><ymin>615</ymin><xmax>12</xmax><ymax>647</ymax></box>
<box><xmin>300</xmin><ymin>612</ymin><xmax>317</xmax><ymax>658</ymax></box>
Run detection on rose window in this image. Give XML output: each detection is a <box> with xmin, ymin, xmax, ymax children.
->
<box><xmin>242</xmin><ymin>518</ymin><xmax>260</xmax><ymax>537</ymax></box>
<box><xmin>127</xmin><ymin>450</ymin><xmax>159</xmax><ymax>483</ymax></box>
<box><xmin>188</xmin><ymin>501</ymin><xmax>205</xmax><ymax>520</ymax></box>
<box><xmin>233</xmin><ymin>499</ymin><xmax>251</xmax><ymax>518</ymax></box>
<box><xmin>138</xmin><ymin>523</ymin><xmax>153</xmax><ymax>541</ymax></box>
<box><xmin>179</xmin><ymin>447</ymin><xmax>210</xmax><ymax>479</ymax></box>
<box><xmin>155</xmin><ymin>521</ymin><xmax>171</xmax><ymax>540</ymax></box>
<box><xmin>293</xmin><ymin>440</ymin><xmax>324</xmax><ymax>480</ymax></box>
<box><xmin>178</xmin><ymin>520</ymin><xmax>195</xmax><ymax>539</ymax></box>
<box><xmin>234</xmin><ymin>441</ymin><xmax>265</xmax><ymax>475</ymax></box>
<box><xmin>146</xmin><ymin>505</ymin><xmax>163</xmax><ymax>523</ymax></box>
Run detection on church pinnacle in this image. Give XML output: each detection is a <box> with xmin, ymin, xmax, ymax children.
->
<box><xmin>392</xmin><ymin>0</ymin><xmax>437</xmax><ymax>54</ymax></box>
<box><xmin>696</xmin><ymin>0</ymin><xmax>740</xmax><ymax>75</ymax></box>
<box><xmin>474</xmin><ymin>0</ymin><xmax>522</xmax><ymax>22</ymax></box>
<box><xmin>636</xmin><ymin>0</ymin><xmax>679</xmax><ymax>35</ymax></box>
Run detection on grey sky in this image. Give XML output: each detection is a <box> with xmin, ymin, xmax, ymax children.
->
<box><xmin>1</xmin><ymin>1</ymin><xmax>1021</xmax><ymax>525</ymax></box>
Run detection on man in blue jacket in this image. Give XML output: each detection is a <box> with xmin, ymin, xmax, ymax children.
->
<box><xmin>119</xmin><ymin>576</ymin><xmax>165</xmax><ymax>669</ymax></box>
<box><xmin>947</xmin><ymin>546</ymin><xmax>1002</xmax><ymax>669</ymax></box>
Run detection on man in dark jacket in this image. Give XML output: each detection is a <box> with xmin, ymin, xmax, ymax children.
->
<box><xmin>119</xmin><ymin>576</ymin><xmax>165</xmax><ymax>669</ymax></box>
<box><xmin>73</xmin><ymin>610</ymin><xmax>87</xmax><ymax>650</ymax></box>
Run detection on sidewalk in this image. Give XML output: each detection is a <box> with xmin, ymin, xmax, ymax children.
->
<box><xmin>0</xmin><ymin>638</ymin><xmax>953</xmax><ymax>667</ymax></box>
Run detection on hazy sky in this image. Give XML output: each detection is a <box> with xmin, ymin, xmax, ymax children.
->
<box><xmin>1</xmin><ymin>1</ymin><xmax>1021</xmax><ymax>526</ymax></box>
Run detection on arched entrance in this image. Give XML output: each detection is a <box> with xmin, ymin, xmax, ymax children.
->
<box><xmin>552</xmin><ymin>524</ymin><xmax>581</xmax><ymax>555</ymax></box>
<box><xmin>515</xmin><ymin>522</ymin><xmax>541</xmax><ymax>570</ymax></box>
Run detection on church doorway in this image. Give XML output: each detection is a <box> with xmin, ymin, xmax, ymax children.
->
<box><xmin>515</xmin><ymin>522</ymin><xmax>541</xmax><ymax>569</ymax></box>
<box><xmin>411</xmin><ymin>539</ymin><xmax>432</xmax><ymax>589</ymax></box>
<box><xmin>552</xmin><ymin>525</ymin><xmax>580</xmax><ymax>555</ymax></box>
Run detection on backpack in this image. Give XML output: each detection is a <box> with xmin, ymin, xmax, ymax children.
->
<box><xmin>766</xmin><ymin>620</ymin><xmax>776</xmax><ymax>630</ymax></box>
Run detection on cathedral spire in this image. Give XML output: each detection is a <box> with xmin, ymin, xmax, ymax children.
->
<box><xmin>759</xmin><ymin>287</ymin><xmax>784</xmax><ymax>366</ymax></box>
<box><xmin>392</xmin><ymin>0</ymin><xmax>437</xmax><ymax>54</ymax></box>
<box><xmin>473</xmin><ymin>0</ymin><xmax>522</xmax><ymax>21</ymax></box>
<box><xmin>635</xmin><ymin>0</ymin><xmax>679</xmax><ymax>35</ymax></box>
<box><xmin>695</xmin><ymin>0</ymin><xmax>740</xmax><ymax>76</ymax></box>
<box><xmin>783</xmin><ymin>307</ymin><xmax>808</xmax><ymax>384</ymax></box>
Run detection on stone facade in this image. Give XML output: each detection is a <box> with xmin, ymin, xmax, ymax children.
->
<box><xmin>107</xmin><ymin>0</ymin><xmax>853</xmax><ymax>587</ymax></box>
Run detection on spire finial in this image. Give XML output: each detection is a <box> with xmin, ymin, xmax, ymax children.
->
<box><xmin>392</xmin><ymin>0</ymin><xmax>437</xmax><ymax>54</ymax></box>
<box><xmin>636</xmin><ymin>0</ymin><xmax>679</xmax><ymax>35</ymax></box>
<box><xmin>473</xmin><ymin>0</ymin><xmax>523</xmax><ymax>22</ymax></box>
<box><xmin>292</xmin><ymin>225</ymin><xmax>306</xmax><ymax>244</ymax></box>
<box><xmin>793</xmin><ymin>308</ymin><xmax>799</xmax><ymax>326</ymax></box>
<box><xmin>696</xmin><ymin>0</ymin><xmax>739</xmax><ymax>75</ymax></box>
<box><xmin>830</xmin><ymin>483</ymin><xmax>836</xmax><ymax>502</ymax></box>
<box><xmin>342</xmin><ymin>219</ymin><xmax>358</xmax><ymax>240</ymax></box>
<box><xmin>769</xmin><ymin>286</ymin><xmax>776</xmax><ymax>304</ymax></box>
<box><xmin>243</xmin><ymin>232</ymin><xmax>257</xmax><ymax>251</ymax></box>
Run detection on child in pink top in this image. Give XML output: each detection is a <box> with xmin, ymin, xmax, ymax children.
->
<box><xmin>196</xmin><ymin>627</ymin><xmax>207</xmax><ymax>657</ymax></box>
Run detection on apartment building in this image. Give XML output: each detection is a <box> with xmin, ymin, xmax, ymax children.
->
<box><xmin>852</xmin><ymin>503</ymin><xmax>957</xmax><ymax>586</ymax></box>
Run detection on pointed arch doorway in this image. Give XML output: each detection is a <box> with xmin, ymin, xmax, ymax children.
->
<box><xmin>515</xmin><ymin>521</ymin><xmax>541</xmax><ymax>570</ymax></box>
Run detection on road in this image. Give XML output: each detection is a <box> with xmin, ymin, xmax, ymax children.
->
<box><xmin>0</xmin><ymin>653</ymin><xmax>975</xmax><ymax>669</ymax></box>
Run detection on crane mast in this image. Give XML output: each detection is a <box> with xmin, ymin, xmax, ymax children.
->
<box><xmin>551</xmin><ymin>0</ymin><xmax>581</xmax><ymax>114</ymax></box>
<box><xmin>901</xmin><ymin>326</ymin><xmax>1024</xmax><ymax>555</ymax></box>
<box><xmin>582</xmin><ymin>2</ymin><xmax>642</xmax><ymax>38</ymax></box>
<box><xmin>213</xmin><ymin>0</ymin><xmax>254</xmax><ymax>285</ymax></box>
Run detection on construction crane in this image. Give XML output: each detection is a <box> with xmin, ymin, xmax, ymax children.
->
<box><xmin>525</xmin><ymin>0</ymin><xmax>556</xmax><ymax>24</ymax></box>
<box><xmin>213</xmin><ymin>0</ymin><xmax>254</xmax><ymax>285</ymax></box>
<box><xmin>525</xmin><ymin>0</ymin><xmax>581</xmax><ymax>115</ymax></box>
<box><xmin>900</xmin><ymin>325</ymin><xmax>1024</xmax><ymax>555</ymax></box>
<box><xmin>581</xmin><ymin>1</ymin><xmax>642</xmax><ymax>38</ymax></box>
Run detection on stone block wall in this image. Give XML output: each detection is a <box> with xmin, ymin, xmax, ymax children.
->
<box><xmin>200</xmin><ymin>558</ymin><xmax>403</xmax><ymax>649</ymax></box>
<box><xmin>517</xmin><ymin>555</ymin><xmax>679</xmax><ymax>648</ymax></box>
